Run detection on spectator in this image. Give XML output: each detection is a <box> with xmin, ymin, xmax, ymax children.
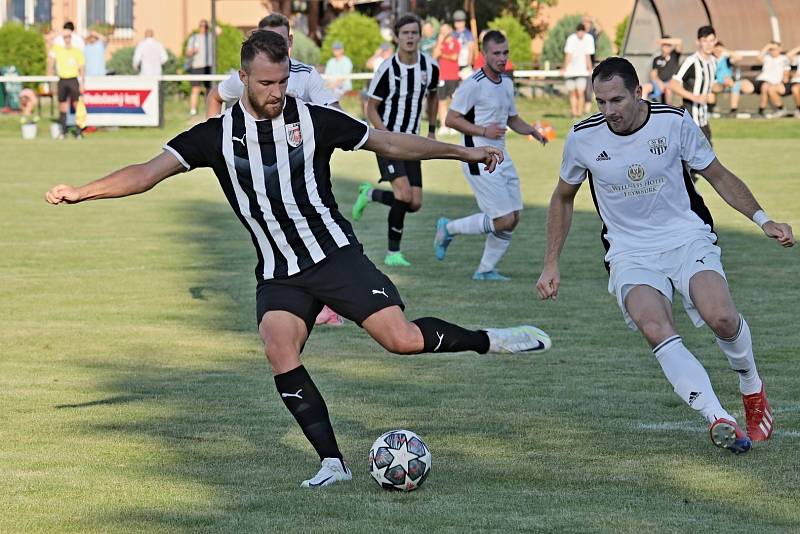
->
<box><xmin>83</xmin><ymin>30</ymin><xmax>107</xmax><ymax>76</ymax></box>
<box><xmin>708</xmin><ymin>42</ymin><xmax>753</xmax><ymax>117</ymax></box>
<box><xmin>433</xmin><ymin>23</ymin><xmax>461</xmax><ymax>135</ymax></box>
<box><xmin>376</xmin><ymin>0</ymin><xmax>394</xmax><ymax>42</ymax></box>
<box><xmin>420</xmin><ymin>20</ymin><xmax>438</xmax><ymax>56</ymax></box>
<box><xmin>581</xmin><ymin>15</ymin><xmax>601</xmax><ymax>112</ymax></box>
<box><xmin>367</xmin><ymin>42</ymin><xmax>394</xmax><ymax>72</ymax></box>
<box><xmin>19</xmin><ymin>88</ymin><xmax>38</xmax><ymax>124</ymax></box>
<box><xmin>561</xmin><ymin>23</ymin><xmax>595</xmax><ymax>118</ymax></box>
<box><xmin>788</xmin><ymin>45</ymin><xmax>800</xmax><ymax>118</ymax></box>
<box><xmin>643</xmin><ymin>36</ymin><xmax>682</xmax><ymax>103</ymax></box>
<box><xmin>754</xmin><ymin>42</ymin><xmax>791</xmax><ymax>118</ymax></box>
<box><xmin>48</xmin><ymin>31</ymin><xmax>84</xmax><ymax>138</ymax></box>
<box><xmin>324</xmin><ymin>41</ymin><xmax>353</xmax><ymax>100</ymax></box>
<box><xmin>186</xmin><ymin>20</ymin><xmax>214</xmax><ymax>116</ymax></box>
<box><xmin>133</xmin><ymin>29</ymin><xmax>168</xmax><ymax>77</ymax></box>
<box><xmin>452</xmin><ymin>10</ymin><xmax>476</xmax><ymax>79</ymax></box>
<box><xmin>52</xmin><ymin>21</ymin><xmax>85</xmax><ymax>50</ymax></box>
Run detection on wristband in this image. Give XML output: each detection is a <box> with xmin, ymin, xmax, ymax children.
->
<box><xmin>752</xmin><ymin>210</ymin><xmax>770</xmax><ymax>228</ymax></box>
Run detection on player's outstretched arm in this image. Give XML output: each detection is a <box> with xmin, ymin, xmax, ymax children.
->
<box><xmin>507</xmin><ymin>115</ymin><xmax>547</xmax><ymax>146</ymax></box>
<box><xmin>699</xmin><ymin>159</ymin><xmax>795</xmax><ymax>247</ymax></box>
<box><xmin>45</xmin><ymin>151</ymin><xmax>187</xmax><ymax>205</ymax></box>
<box><xmin>536</xmin><ymin>179</ymin><xmax>582</xmax><ymax>300</ymax></box>
<box><xmin>363</xmin><ymin>128</ymin><xmax>503</xmax><ymax>172</ymax></box>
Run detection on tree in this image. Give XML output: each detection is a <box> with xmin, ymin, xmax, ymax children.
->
<box><xmin>615</xmin><ymin>15</ymin><xmax>629</xmax><ymax>54</ymax></box>
<box><xmin>488</xmin><ymin>15</ymin><xmax>532</xmax><ymax>67</ymax></box>
<box><xmin>0</xmin><ymin>23</ymin><xmax>46</xmax><ymax>75</ymax></box>
<box><xmin>320</xmin><ymin>12</ymin><xmax>382</xmax><ymax>72</ymax></box>
<box><xmin>417</xmin><ymin>0</ymin><xmax>557</xmax><ymax>39</ymax></box>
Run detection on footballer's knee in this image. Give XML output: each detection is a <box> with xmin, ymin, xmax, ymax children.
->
<box><xmin>706</xmin><ymin>311</ymin><xmax>741</xmax><ymax>339</ymax></box>
<box><xmin>380</xmin><ymin>324</ymin><xmax>423</xmax><ymax>355</ymax></box>
<box><xmin>262</xmin><ymin>341</ymin><xmax>302</xmax><ymax>374</ymax></box>
<box><xmin>407</xmin><ymin>200</ymin><xmax>422</xmax><ymax>212</ymax></box>
<box><xmin>639</xmin><ymin>320</ymin><xmax>677</xmax><ymax>348</ymax></box>
<box><xmin>492</xmin><ymin>214</ymin><xmax>516</xmax><ymax>232</ymax></box>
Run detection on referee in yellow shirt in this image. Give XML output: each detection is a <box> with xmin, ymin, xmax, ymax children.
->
<box><xmin>48</xmin><ymin>32</ymin><xmax>85</xmax><ymax>138</ymax></box>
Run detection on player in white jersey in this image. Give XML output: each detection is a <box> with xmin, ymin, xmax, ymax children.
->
<box><xmin>206</xmin><ymin>13</ymin><xmax>339</xmax><ymax>118</ymax></box>
<box><xmin>434</xmin><ymin>31</ymin><xmax>548</xmax><ymax>280</ymax></box>
<box><xmin>537</xmin><ymin>57</ymin><xmax>795</xmax><ymax>454</ymax></box>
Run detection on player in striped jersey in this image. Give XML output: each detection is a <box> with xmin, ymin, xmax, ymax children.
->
<box><xmin>434</xmin><ymin>31</ymin><xmax>548</xmax><ymax>280</ymax></box>
<box><xmin>46</xmin><ymin>30</ymin><xmax>553</xmax><ymax>488</ymax></box>
<box><xmin>207</xmin><ymin>13</ymin><xmax>343</xmax><ymax>326</ymax></box>
<box><xmin>669</xmin><ymin>26</ymin><xmax>717</xmax><ymax>144</ymax></box>
<box><xmin>537</xmin><ymin>57</ymin><xmax>794</xmax><ymax>454</ymax></box>
<box><xmin>206</xmin><ymin>13</ymin><xmax>339</xmax><ymax>118</ymax></box>
<box><xmin>352</xmin><ymin>14</ymin><xmax>440</xmax><ymax>267</ymax></box>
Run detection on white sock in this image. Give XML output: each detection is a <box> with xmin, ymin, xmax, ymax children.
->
<box><xmin>653</xmin><ymin>336</ymin><xmax>734</xmax><ymax>424</ymax></box>
<box><xmin>477</xmin><ymin>231</ymin><xmax>512</xmax><ymax>273</ymax></box>
<box><xmin>716</xmin><ymin>315</ymin><xmax>762</xmax><ymax>395</ymax></box>
<box><xmin>446</xmin><ymin>213</ymin><xmax>493</xmax><ymax>236</ymax></box>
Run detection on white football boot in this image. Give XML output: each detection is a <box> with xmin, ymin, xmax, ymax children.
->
<box><xmin>300</xmin><ymin>457</ymin><xmax>352</xmax><ymax>488</ymax></box>
<box><xmin>485</xmin><ymin>325</ymin><xmax>552</xmax><ymax>353</ymax></box>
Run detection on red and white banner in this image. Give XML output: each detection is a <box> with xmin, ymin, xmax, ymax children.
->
<box><xmin>83</xmin><ymin>76</ymin><xmax>160</xmax><ymax>127</ymax></box>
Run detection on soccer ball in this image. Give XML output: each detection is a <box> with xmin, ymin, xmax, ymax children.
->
<box><xmin>368</xmin><ymin>429</ymin><xmax>431</xmax><ymax>491</ymax></box>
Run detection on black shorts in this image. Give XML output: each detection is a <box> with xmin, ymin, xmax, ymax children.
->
<box><xmin>255</xmin><ymin>244</ymin><xmax>405</xmax><ymax>334</ymax></box>
<box><xmin>438</xmin><ymin>79</ymin><xmax>460</xmax><ymax>99</ymax></box>
<box><xmin>57</xmin><ymin>78</ymin><xmax>80</xmax><ymax>103</ymax></box>
<box><xmin>376</xmin><ymin>156</ymin><xmax>422</xmax><ymax>187</ymax></box>
<box><xmin>189</xmin><ymin>66</ymin><xmax>212</xmax><ymax>88</ymax></box>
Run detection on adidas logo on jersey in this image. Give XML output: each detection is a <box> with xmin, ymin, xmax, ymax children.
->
<box><xmin>596</xmin><ymin>151</ymin><xmax>610</xmax><ymax>161</ymax></box>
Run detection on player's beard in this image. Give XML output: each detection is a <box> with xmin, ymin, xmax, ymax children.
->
<box><xmin>246</xmin><ymin>84</ymin><xmax>284</xmax><ymax>120</ymax></box>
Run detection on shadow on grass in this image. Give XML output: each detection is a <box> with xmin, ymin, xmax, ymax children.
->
<box><xmin>62</xmin><ymin>177</ymin><xmax>799</xmax><ymax>531</ymax></box>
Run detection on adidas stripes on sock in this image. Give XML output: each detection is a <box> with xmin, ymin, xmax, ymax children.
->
<box><xmin>274</xmin><ymin>365</ymin><xmax>343</xmax><ymax>461</ymax></box>
<box><xmin>412</xmin><ymin>317</ymin><xmax>490</xmax><ymax>354</ymax></box>
<box><xmin>653</xmin><ymin>335</ymin><xmax>733</xmax><ymax>424</ymax></box>
<box><xmin>371</xmin><ymin>189</ymin><xmax>394</xmax><ymax>206</ymax></box>
<box><xmin>387</xmin><ymin>200</ymin><xmax>408</xmax><ymax>252</ymax></box>
<box><xmin>477</xmin><ymin>230</ymin><xmax>512</xmax><ymax>273</ymax></box>
<box><xmin>446</xmin><ymin>213</ymin><xmax>494</xmax><ymax>236</ymax></box>
<box><xmin>716</xmin><ymin>315</ymin><xmax>762</xmax><ymax>395</ymax></box>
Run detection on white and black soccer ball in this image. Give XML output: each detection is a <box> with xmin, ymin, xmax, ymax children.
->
<box><xmin>368</xmin><ymin>429</ymin><xmax>431</xmax><ymax>491</ymax></box>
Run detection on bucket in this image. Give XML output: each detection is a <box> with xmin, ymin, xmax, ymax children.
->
<box><xmin>21</xmin><ymin>123</ymin><xmax>37</xmax><ymax>140</ymax></box>
<box><xmin>50</xmin><ymin>122</ymin><xmax>62</xmax><ymax>139</ymax></box>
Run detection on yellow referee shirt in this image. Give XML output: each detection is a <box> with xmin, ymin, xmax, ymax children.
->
<box><xmin>52</xmin><ymin>46</ymin><xmax>84</xmax><ymax>79</ymax></box>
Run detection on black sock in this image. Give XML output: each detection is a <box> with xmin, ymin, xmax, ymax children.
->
<box><xmin>387</xmin><ymin>200</ymin><xmax>408</xmax><ymax>252</ymax></box>
<box><xmin>758</xmin><ymin>107</ymin><xmax>765</xmax><ymax>115</ymax></box>
<box><xmin>274</xmin><ymin>365</ymin><xmax>342</xmax><ymax>460</ymax></box>
<box><xmin>58</xmin><ymin>112</ymin><xmax>67</xmax><ymax>131</ymax></box>
<box><xmin>708</xmin><ymin>101</ymin><xmax>716</xmax><ymax>113</ymax></box>
<box><xmin>412</xmin><ymin>317</ymin><xmax>490</xmax><ymax>354</ymax></box>
<box><xmin>371</xmin><ymin>189</ymin><xmax>394</xmax><ymax>206</ymax></box>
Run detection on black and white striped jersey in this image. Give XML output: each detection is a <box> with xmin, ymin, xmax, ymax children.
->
<box><xmin>366</xmin><ymin>52</ymin><xmax>439</xmax><ymax>134</ymax></box>
<box><xmin>560</xmin><ymin>102</ymin><xmax>716</xmax><ymax>265</ymax></box>
<box><xmin>672</xmin><ymin>52</ymin><xmax>716</xmax><ymax>127</ymax></box>
<box><xmin>164</xmin><ymin>97</ymin><xmax>369</xmax><ymax>280</ymax></box>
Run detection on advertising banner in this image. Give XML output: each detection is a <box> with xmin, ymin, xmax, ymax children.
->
<box><xmin>83</xmin><ymin>76</ymin><xmax>160</xmax><ymax>127</ymax></box>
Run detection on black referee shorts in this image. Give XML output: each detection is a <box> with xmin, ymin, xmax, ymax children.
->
<box><xmin>57</xmin><ymin>78</ymin><xmax>80</xmax><ymax>104</ymax></box>
<box><xmin>255</xmin><ymin>244</ymin><xmax>405</xmax><ymax>334</ymax></box>
<box><xmin>376</xmin><ymin>156</ymin><xmax>422</xmax><ymax>187</ymax></box>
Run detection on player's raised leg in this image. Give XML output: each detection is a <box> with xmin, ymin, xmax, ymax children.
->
<box><xmin>689</xmin><ymin>270</ymin><xmax>772</xmax><ymax>441</ymax></box>
<box><xmin>624</xmin><ymin>284</ymin><xmax>750</xmax><ymax>454</ymax></box>
<box><xmin>259</xmin><ymin>311</ymin><xmax>352</xmax><ymax>487</ymax></box>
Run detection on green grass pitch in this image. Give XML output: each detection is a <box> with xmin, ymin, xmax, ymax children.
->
<box><xmin>1</xmin><ymin>99</ymin><xmax>798</xmax><ymax>532</ymax></box>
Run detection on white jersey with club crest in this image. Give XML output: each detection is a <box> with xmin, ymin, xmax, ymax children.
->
<box><xmin>560</xmin><ymin>102</ymin><xmax>717</xmax><ymax>263</ymax></box>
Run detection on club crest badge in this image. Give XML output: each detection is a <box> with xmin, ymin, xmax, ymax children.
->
<box><xmin>627</xmin><ymin>163</ymin><xmax>646</xmax><ymax>182</ymax></box>
<box><xmin>285</xmin><ymin>122</ymin><xmax>302</xmax><ymax>147</ymax></box>
<box><xmin>648</xmin><ymin>136</ymin><xmax>668</xmax><ymax>155</ymax></box>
